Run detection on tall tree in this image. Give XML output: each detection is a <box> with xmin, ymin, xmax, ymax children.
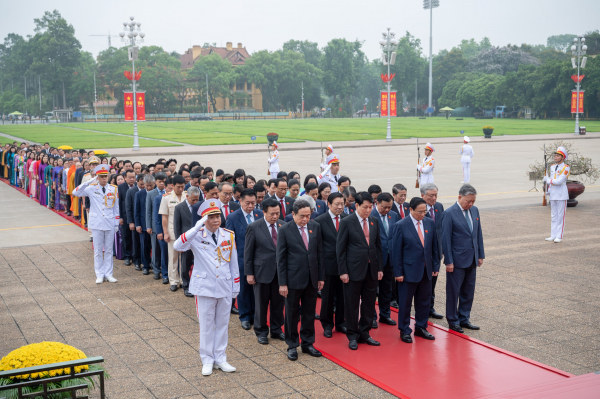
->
<box><xmin>458</xmin><ymin>37</ymin><xmax>492</xmax><ymax>59</ymax></box>
<box><xmin>282</xmin><ymin>40</ymin><xmax>322</xmax><ymax>67</ymax></box>
<box><xmin>321</xmin><ymin>39</ymin><xmax>365</xmax><ymax>109</ymax></box>
<box><xmin>432</xmin><ymin>48</ymin><xmax>468</xmax><ymax>104</ymax></box>
<box><xmin>547</xmin><ymin>34</ymin><xmax>577</xmax><ymax>52</ymax></box>
<box><xmin>188</xmin><ymin>53</ymin><xmax>236</xmax><ymax>113</ymax></box>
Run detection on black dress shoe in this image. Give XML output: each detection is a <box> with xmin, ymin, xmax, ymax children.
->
<box><xmin>135</xmin><ymin>265</ymin><xmax>142</xmax><ymax>271</ymax></box>
<box><xmin>231</xmin><ymin>307</ymin><xmax>240</xmax><ymax>315</ymax></box>
<box><xmin>170</xmin><ymin>285</ymin><xmax>178</xmax><ymax>292</ymax></box>
<box><xmin>358</xmin><ymin>336</ymin><xmax>380</xmax><ymax>346</ymax></box>
<box><xmin>460</xmin><ymin>322</ymin><xmax>480</xmax><ymax>330</ymax></box>
<box><xmin>89</xmin><ymin>237</ymin><xmax>93</xmax><ymax>242</ymax></box>
<box><xmin>257</xmin><ymin>336</ymin><xmax>269</xmax><ymax>345</ymax></box>
<box><xmin>142</xmin><ymin>269</ymin><xmax>149</xmax><ymax>275</ymax></box>
<box><xmin>401</xmin><ymin>333</ymin><xmax>413</xmax><ymax>343</ymax></box>
<box><xmin>414</xmin><ymin>327</ymin><xmax>435</xmax><ymax>340</ymax></box>
<box><xmin>372</xmin><ymin>320</ymin><xmax>379</xmax><ymax>329</ymax></box>
<box><xmin>379</xmin><ymin>316</ymin><xmax>397</xmax><ymax>326</ymax></box>
<box><xmin>448</xmin><ymin>324</ymin><xmax>464</xmax><ymax>334</ymax></box>
<box><xmin>348</xmin><ymin>340</ymin><xmax>358</xmax><ymax>350</ymax></box>
<box><xmin>429</xmin><ymin>309</ymin><xmax>443</xmax><ymax>319</ymax></box>
<box><xmin>184</xmin><ymin>289</ymin><xmax>193</xmax><ymax>298</ymax></box>
<box><xmin>323</xmin><ymin>329</ymin><xmax>333</xmax><ymax>338</ymax></box>
<box><xmin>390</xmin><ymin>300</ymin><xmax>399</xmax><ymax>309</ymax></box>
<box><xmin>335</xmin><ymin>326</ymin><xmax>347</xmax><ymax>334</ymax></box>
<box><xmin>315</xmin><ymin>313</ymin><xmax>320</xmax><ymax>320</ymax></box>
<box><xmin>270</xmin><ymin>332</ymin><xmax>285</xmax><ymax>341</ymax></box>
<box><xmin>301</xmin><ymin>345</ymin><xmax>322</xmax><ymax>357</ymax></box>
<box><xmin>162</xmin><ymin>277</ymin><xmax>169</xmax><ymax>284</ymax></box>
<box><xmin>241</xmin><ymin>321</ymin><xmax>251</xmax><ymax>330</ymax></box>
<box><xmin>124</xmin><ymin>258</ymin><xmax>131</xmax><ymax>266</ymax></box>
<box><xmin>153</xmin><ymin>274</ymin><xmax>161</xmax><ymax>280</ymax></box>
<box><xmin>287</xmin><ymin>348</ymin><xmax>298</xmax><ymax>361</ymax></box>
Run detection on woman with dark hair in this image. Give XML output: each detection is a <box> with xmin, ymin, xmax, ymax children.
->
<box><xmin>301</xmin><ymin>174</ymin><xmax>318</xmax><ymax>195</ymax></box>
<box><xmin>256</xmin><ymin>179</ymin><xmax>268</xmax><ymax>187</ymax></box>
<box><xmin>244</xmin><ymin>175</ymin><xmax>256</xmax><ymax>189</ymax></box>
<box><xmin>117</xmin><ymin>160</ymin><xmax>124</xmax><ymax>170</ymax></box>
<box><xmin>317</xmin><ymin>182</ymin><xmax>332</xmax><ymax>204</ymax></box>
<box><xmin>223</xmin><ymin>174</ymin><xmax>234</xmax><ymax>184</ymax></box>
<box><xmin>45</xmin><ymin>158</ymin><xmax>56</xmax><ymax>208</ymax></box>
<box><xmin>277</xmin><ymin>171</ymin><xmax>287</xmax><ymax>180</ymax></box>
<box><xmin>101</xmin><ymin>157</ymin><xmax>109</xmax><ymax>165</ymax></box>
<box><xmin>214</xmin><ymin>169</ymin><xmax>223</xmax><ymax>182</ymax></box>
<box><xmin>204</xmin><ymin>167</ymin><xmax>214</xmax><ymax>181</ymax></box>
<box><xmin>52</xmin><ymin>158</ymin><xmax>65</xmax><ymax>211</ymax></box>
<box><xmin>233</xmin><ymin>168</ymin><xmax>245</xmax><ymax>186</ymax></box>
<box><xmin>110</xmin><ymin>157</ymin><xmax>118</xmax><ymax>170</ymax></box>
<box><xmin>7</xmin><ymin>146</ymin><xmax>16</xmax><ymax>185</ymax></box>
<box><xmin>166</xmin><ymin>158</ymin><xmax>177</xmax><ymax>174</ymax></box>
<box><xmin>179</xmin><ymin>163</ymin><xmax>190</xmax><ymax>174</ymax></box>
<box><xmin>288</xmin><ymin>171</ymin><xmax>300</xmax><ymax>182</ymax></box>
<box><xmin>38</xmin><ymin>154</ymin><xmax>49</xmax><ymax>206</ymax></box>
<box><xmin>189</xmin><ymin>161</ymin><xmax>200</xmax><ymax>170</ymax></box>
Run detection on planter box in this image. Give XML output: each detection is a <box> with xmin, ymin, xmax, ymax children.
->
<box><xmin>483</xmin><ymin>129</ymin><xmax>494</xmax><ymax>138</ymax></box>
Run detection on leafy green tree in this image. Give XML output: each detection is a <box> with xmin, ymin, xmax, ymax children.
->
<box><xmin>282</xmin><ymin>40</ymin><xmax>322</xmax><ymax>68</ymax></box>
<box><xmin>386</xmin><ymin>32</ymin><xmax>427</xmax><ymax>109</ymax></box>
<box><xmin>188</xmin><ymin>53</ymin><xmax>236</xmax><ymax>113</ymax></box>
<box><xmin>432</xmin><ymin>48</ymin><xmax>468</xmax><ymax>104</ymax></box>
<box><xmin>321</xmin><ymin>39</ymin><xmax>365</xmax><ymax>110</ymax></box>
<box><xmin>354</xmin><ymin>60</ymin><xmax>382</xmax><ymax>112</ymax></box>
<box><xmin>547</xmin><ymin>34</ymin><xmax>577</xmax><ymax>52</ymax></box>
<box><xmin>458</xmin><ymin>37</ymin><xmax>492</xmax><ymax>59</ymax></box>
<box><xmin>583</xmin><ymin>30</ymin><xmax>600</xmax><ymax>55</ymax></box>
<box><xmin>70</xmin><ymin>51</ymin><xmax>103</xmax><ymax>113</ymax></box>
<box><xmin>455</xmin><ymin>74</ymin><xmax>503</xmax><ymax>109</ymax></box>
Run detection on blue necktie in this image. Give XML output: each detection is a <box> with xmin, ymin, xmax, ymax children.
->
<box><xmin>246</xmin><ymin>214</ymin><xmax>252</xmax><ymax>225</ymax></box>
<box><xmin>464</xmin><ymin>210</ymin><xmax>472</xmax><ymax>233</ymax></box>
<box><xmin>159</xmin><ymin>190</ymin><xmax>164</xmax><ymax>195</ymax></box>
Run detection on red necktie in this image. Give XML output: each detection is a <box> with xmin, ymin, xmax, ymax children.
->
<box><xmin>400</xmin><ymin>205</ymin><xmax>404</xmax><ymax>219</ymax></box>
<box><xmin>362</xmin><ymin>219</ymin><xmax>370</xmax><ymax>245</ymax></box>
<box><xmin>280</xmin><ymin>199</ymin><xmax>286</xmax><ymax>218</ymax></box>
<box><xmin>335</xmin><ymin>216</ymin><xmax>339</xmax><ymax>231</ymax></box>
<box><xmin>224</xmin><ymin>205</ymin><xmax>229</xmax><ymax>217</ymax></box>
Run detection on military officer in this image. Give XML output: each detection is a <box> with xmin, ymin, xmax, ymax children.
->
<box><xmin>320</xmin><ymin>144</ymin><xmax>334</xmax><ymax>171</ymax></box>
<box><xmin>543</xmin><ymin>146</ymin><xmax>570</xmax><ymax>243</ymax></box>
<box><xmin>173</xmin><ymin>199</ymin><xmax>240</xmax><ymax>376</ymax></box>
<box><xmin>81</xmin><ymin>156</ymin><xmax>100</xmax><ymax>241</ymax></box>
<box><xmin>459</xmin><ymin>136</ymin><xmax>474</xmax><ymax>183</ymax></box>
<box><xmin>72</xmin><ymin>164</ymin><xmax>120</xmax><ymax>284</ymax></box>
<box><xmin>268</xmin><ymin>142</ymin><xmax>280</xmax><ymax>179</ymax></box>
<box><xmin>318</xmin><ymin>154</ymin><xmax>341</xmax><ymax>193</ymax></box>
<box><xmin>417</xmin><ymin>143</ymin><xmax>435</xmax><ymax>185</ymax></box>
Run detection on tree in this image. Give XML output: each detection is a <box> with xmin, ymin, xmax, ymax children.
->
<box><xmin>455</xmin><ymin>74</ymin><xmax>503</xmax><ymax>109</ymax></box>
<box><xmin>353</xmin><ymin>60</ymin><xmax>382</xmax><ymax>112</ymax></box>
<box><xmin>432</xmin><ymin>48</ymin><xmax>468</xmax><ymax>104</ymax></box>
<box><xmin>282</xmin><ymin>40</ymin><xmax>322</xmax><ymax>68</ymax></box>
<box><xmin>321</xmin><ymin>39</ymin><xmax>365</xmax><ymax>109</ymax></box>
<box><xmin>438</xmin><ymin>72</ymin><xmax>482</xmax><ymax>108</ymax></box>
<box><xmin>70</xmin><ymin>51</ymin><xmax>102</xmax><ymax>113</ymax></box>
<box><xmin>386</xmin><ymin>32</ymin><xmax>428</xmax><ymax>109</ymax></box>
<box><xmin>188</xmin><ymin>53</ymin><xmax>236</xmax><ymax>113</ymax></box>
<box><xmin>458</xmin><ymin>37</ymin><xmax>492</xmax><ymax>59</ymax></box>
<box><xmin>547</xmin><ymin>34</ymin><xmax>577</xmax><ymax>52</ymax></box>
<box><xmin>468</xmin><ymin>46</ymin><xmax>540</xmax><ymax>75</ymax></box>
<box><xmin>583</xmin><ymin>30</ymin><xmax>600</xmax><ymax>55</ymax></box>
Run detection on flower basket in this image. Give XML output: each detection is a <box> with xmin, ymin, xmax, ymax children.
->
<box><xmin>482</xmin><ymin>125</ymin><xmax>494</xmax><ymax>138</ymax></box>
<box><xmin>266</xmin><ymin>133</ymin><xmax>279</xmax><ymax>145</ymax></box>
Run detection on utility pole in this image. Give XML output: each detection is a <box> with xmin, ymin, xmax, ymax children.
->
<box><xmin>415</xmin><ymin>80</ymin><xmax>418</xmax><ymax>117</ymax></box>
<box><xmin>38</xmin><ymin>75</ymin><xmax>42</xmax><ymax>114</ymax></box>
<box><xmin>205</xmin><ymin>73</ymin><xmax>210</xmax><ymax>114</ymax></box>
<box><xmin>301</xmin><ymin>80</ymin><xmax>304</xmax><ymax>119</ymax></box>
<box><xmin>424</xmin><ymin>0</ymin><xmax>439</xmax><ymax>117</ymax></box>
<box><xmin>93</xmin><ymin>72</ymin><xmax>98</xmax><ymax>122</ymax></box>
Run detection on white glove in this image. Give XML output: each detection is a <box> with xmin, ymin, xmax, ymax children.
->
<box><xmin>416</xmin><ymin>165</ymin><xmax>421</xmax><ymax>171</ymax></box>
<box><xmin>542</xmin><ymin>176</ymin><xmax>548</xmax><ymax>183</ymax></box>
<box><xmin>194</xmin><ymin>215</ymin><xmax>208</xmax><ymax>231</ymax></box>
<box><xmin>114</xmin><ymin>225</ymin><xmax>119</xmax><ymax>233</ymax></box>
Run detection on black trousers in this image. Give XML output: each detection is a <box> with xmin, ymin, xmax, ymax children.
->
<box><xmin>284</xmin><ymin>276</ymin><xmax>318</xmax><ymax>349</ymax></box>
<box><xmin>140</xmin><ymin>231</ymin><xmax>151</xmax><ymax>270</ymax></box>
<box><xmin>397</xmin><ymin>267</ymin><xmax>432</xmax><ymax>335</ymax></box>
<box><xmin>430</xmin><ymin>274</ymin><xmax>438</xmax><ymax>311</ymax></box>
<box><xmin>120</xmin><ymin>224</ymin><xmax>132</xmax><ymax>259</ymax></box>
<box><xmin>343</xmin><ymin>269</ymin><xmax>378</xmax><ymax>342</ymax></box>
<box><xmin>181</xmin><ymin>249</ymin><xmax>193</xmax><ymax>289</ymax></box>
<box><xmin>376</xmin><ymin>260</ymin><xmax>393</xmax><ymax>319</ymax></box>
<box><xmin>131</xmin><ymin>229</ymin><xmax>141</xmax><ymax>266</ymax></box>
<box><xmin>254</xmin><ymin>273</ymin><xmax>284</xmax><ymax>337</ymax></box>
<box><xmin>320</xmin><ymin>274</ymin><xmax>345</xmax><ymax>331</ymax></box>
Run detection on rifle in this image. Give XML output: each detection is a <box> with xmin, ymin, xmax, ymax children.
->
<box><xmin>320</xmin><ymin>142</ymin><xmax>324</xmax><ymax>167</ymax></box>
<box><xmin>542</xmin><ymin>144</ymin><xmax>547</xmax><ymax>206</ymax></box>
<box><xmin>415</xmin><ymin>138</ymin><xmax>420</xmax><ymax>188</ymax></box>
<box><xmin>267</xmin><ymin>144</ymin><xmax>271</xmax><ymax>176</ymax></box>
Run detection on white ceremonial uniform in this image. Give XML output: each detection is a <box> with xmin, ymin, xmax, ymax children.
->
<box><xmin>268</xmin><ymin>150</ymin><xmax>280</xmax><ymax>179</ymax></box>
<box><xmin>318</xmin><ymin>170</ymin><xmax>341</xmax><ymax>193</ymax></box>
<box><xmin>72</xmin><ymin>178</ymin><xmax>119</xmax><ymax>279</ymax></box>
<box><xmin>459</xmin><ymin>144</ymin><xmax>474</xmax><ymax>183</ymax></box>
<box><xmin>81</xmin><ymin>172</ymin><xmax>94</xmax><ymax>238</ymax></box>
<box><xmin>418</xmin><ymin>155</ymin><xmax>435</xmax><ymax>185</ymax></box>
<box><xmin>546</xmin><ymin>162</ymin><xmax>570</xmax><ymax>240</ymax></box>
<box><xmin>159</xmin><ymin>190</ymin><xmax>187</xmax><ymax>286</ymax></box>
<box><xmin>174</xmin><ymin>226</ymin><xmax>240</xmax><ymax>366</ymax></box>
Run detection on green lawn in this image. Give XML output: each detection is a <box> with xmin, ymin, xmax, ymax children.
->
<box><xmin>2</xmin><ymin>118</ymin><xmax>596</xmax><ymax>149</ymax></box>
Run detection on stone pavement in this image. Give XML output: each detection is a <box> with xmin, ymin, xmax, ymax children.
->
<box><xmin>1</xmin><ymin>197</ymin><xmax>599</xmax><ymax>398</ymax></box>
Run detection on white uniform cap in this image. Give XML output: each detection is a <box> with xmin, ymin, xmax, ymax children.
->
<box><xmin>198</xmin><ymin>199</ymin><xmax>223</xmax><ymax>217</ymax></box>
<box><xmin>463</xmin><ymin>136</ymin><xmax>470</xmax><ymax>143</ymax></box>
<box><xmin>326</xmin><ymin>144</ymin><xmax>334</xmax><ymax>152</ymax></box>
<box><xmin>425</xmin><ymin>143</ymin><xmax>434</xmax><ymax>152</ymax></box>
<box><xmin>556</xmin><ymin>146</ymin><xmax>568</xmax><ymax>160</ymax></box>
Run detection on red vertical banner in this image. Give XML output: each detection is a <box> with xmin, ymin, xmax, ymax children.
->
<box><xmin>571</xmin><ymin>91</ymin><xmax>584</xmax><ymax>113</ymax></box>
<box><xmin>136</xmin><ymin>93</ymin><xmax>146</xmax><ymax>121</ymax></box>
<box><xmin>390</xmin><ymin>91</ymin><xmax>397</xmax><ymax>117</ymax></box>
<box><xmin>124</xmin><ymin>92</ymin><xmax>134</xmax><ymax>121</ymax></box>
<box><xmin>381</xmin><ymin>91</ymin><xmax>388</xmax><ymax>116</ymax></box>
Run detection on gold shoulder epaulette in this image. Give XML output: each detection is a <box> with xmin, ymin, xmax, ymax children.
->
<box><xmin>223</xmin><ymin>228</ymin><xmax>234</xmax><ymax>234</ymax></box>
<box><xmin>110</xmin><ymin>184</ymin><xmax>118</xmax><ymax>188</ymax></box>
<box><xmin>90</xmin><ymin>183</ymin><xmax>98</xmax><ymax>186</ymax></box>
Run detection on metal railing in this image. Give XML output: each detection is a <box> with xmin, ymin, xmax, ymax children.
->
<box><xmin>0</xmin><ymin>357</ymin><xmax>105</xmax><ymax>399</ymax></box>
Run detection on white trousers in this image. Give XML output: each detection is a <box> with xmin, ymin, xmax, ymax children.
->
<box><xmin>550</xmin><ymin>200</ymin><xmax>567</xmax><ymax>239</ymax></box>
<box><xmin>195</xmin><ymin>295</ymin><xmax>232</xmax><ymax>365</ymax></box>
<box><xmin>420</xmin><ymin>173</ymin><xmax>434</xmax><ymax>186</ymax></box>
<box><xmin>270</xmin><ymin>172</ymin><xmax>278</xmax><ymax>179</ymax></box>
<box><xmin>167</xmin><ymin>238</ymin><xmax>180</xmax><ymax>285</ymax></box>
<box><xmin>92</xmin><ymin>229</ymin><xmax>114</xmax><ymax>279</ymax></box>
<box><xmin>462</xmin><ymin>162</ymin><xmax>471</xmax><ymax>183</ymax></box>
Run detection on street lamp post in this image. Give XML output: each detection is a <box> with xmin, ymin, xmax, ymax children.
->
<box><xmin>119</xmin><ymin>16</ymin><xmax>145</xmax><ymax>151</ymax></box>
<box><xmin>379</xmin><ymin>28</ymin><xmax>398</xmax><ymax>142</ymax></box>
<box><xmin>571</xmin><ymin>36</ymin><xmax>587</xmax><ymax>135</ymax></box>
<box><xmin>424</xmin><ymin>0</ymin><xmax>439</xmax><ymax>117</ymax></box>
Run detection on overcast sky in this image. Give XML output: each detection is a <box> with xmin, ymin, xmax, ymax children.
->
<box><xmin>2</xmin><ymin>0</ymin><xmax>599</xmax><ymax>61</ymax></box>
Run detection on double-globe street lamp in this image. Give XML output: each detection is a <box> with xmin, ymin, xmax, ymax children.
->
<box><xmin>571</xmin><ymin>36</ymin><xmax>587</xmax><ymax>135</ymax></box>
<box><xmin>379</xmin><ymin>28</ymin><xmax>398</xmax><ymax>142</ymax></box>
<box><xmin>424</xmin><ymin>0</ymin><xmax>439</xmax><ymax>117</ymax></box>
<box><xmin>119</xmin><ymin>16</ymin><xmax>145</xmax><ymax>151</ymax></box>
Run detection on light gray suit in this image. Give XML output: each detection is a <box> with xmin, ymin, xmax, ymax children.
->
<box><xmin>146</xmin><ymin>187</ymin><xmax>161</xmax><ymax>270</ymax></box>
<box><xmin>174</xmin><ymin>201</ymin><xmax>194</xmax><ymax>290</ymax></box>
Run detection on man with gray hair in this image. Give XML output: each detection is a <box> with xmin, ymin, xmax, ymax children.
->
<box><xmin>441</xmin><ymin>184</ymin><xmax>485</xmax><ymax>333</ymax></box>
<box><xmin>135</xmin><ymin>174</ymin><xmax>155</xmax><ymax>274</ymax></box>
<box><xmin>420</xmin><ymin>183</ymin><xmax>444</xmax><ymax>320</ymax></box>
<box><xmin>174</xmin><ymin>185</ymin><xmax>201</xmax><ymax>297</ymax></box>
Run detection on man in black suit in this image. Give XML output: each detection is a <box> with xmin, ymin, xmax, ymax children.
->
<box><xmin>118</xmin><ymin>170</ymin><xmax>136</xmax><ymax>265</ymax></box>
<box><xmin>218</xmin><ymin>182</ymin><xmax>240</xmax><ymax>227</ymax></box>
<box><xmin>342</xmin><ymin>186</ymin><xmax>356</xmax><ymax>215</ymax></box>
<box><xmin>337</xmin><ymin>192</ymin><xmax>383</xmax><ymax>350</ymax></box>
<box><xmin>174</xmin><ymin>186</ymin><xmax>201</xmax><ymax>297</ymax></box>
<box><xmin>272</xmin><ymin>178</ymin><xmax>295</xmax><ymax>220</ymax></box>
<box><xmin>392</xmin><ymin>184</ymin><xmax>410</xmax><ymax>220</ymax></box>
<box><xmin>245</xmin><ymin>198</ymin><xmax>285</xmax><ymax>344</ymax></box>
<box><xmin>127</xmin><ymin>174</ymin><xmax>144</xmax><ymax>270</ymax></box>
<box><xmin>277</xmin><ymin>199</ymin><xmax>324</xmax><ymax>361</ymax></box>
<box><xmin>315</xmin><ymin>192</ymin><xmax>348</xmax><ymax>338</ymax></box>
<box><xmin>421</xmin><ymin>183</ymin><xmax>444</xmax><ymax>320</ymax></box>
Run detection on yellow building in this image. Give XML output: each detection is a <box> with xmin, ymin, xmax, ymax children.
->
<box><xmin>180</xmin><ymin>42</ymin><xmax>263</xmax><ymax>112</ymax></box>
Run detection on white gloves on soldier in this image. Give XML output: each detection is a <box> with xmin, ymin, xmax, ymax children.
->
<box><xmin>114</xmin><ymin>225</ymin><xmax>119</xmax><ymax>233</ymax></box>
<box><xmin>194</xmin><ymin>215</ymin><xmax>208</xmax><ymax>231</ymax></box>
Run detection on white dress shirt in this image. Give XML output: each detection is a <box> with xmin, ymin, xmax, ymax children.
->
<box><xmin>242</xmin><ymin>209</ymin><xmax>254</xmax><ymax>224</ymax></box>
<box><xmin>264</xmin><ymin>217</ymin><xmax>278</xmax><ymax>232</ymax></box>
<box><xmin>185</xmin><ymin>199</ymin><xmax>193</xmax><ymax>214</ymax></box>
<box><xmin>456</xmin><ymin>201</ymin><xmax>473</xmax><ymax>228</ymax></box>
<box><xmin>297</xmin><ymin>224</ymin><xmax>309</xmax><ymax>244</ymax></box>
<box><xmin>409</xmin><ymin>214</ymin><xmax>425</xmax><ymax>237</ymax></box>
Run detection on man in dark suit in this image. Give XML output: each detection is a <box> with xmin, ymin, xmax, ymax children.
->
<box><xmin>245</xmin><ymin>198</ymin><xmax>285</xmax><ymax>344</ymax></box>
<box><xmin>421</xmin><ymin>183</ymin><xmax>445</xmax><ymax>319</ymax></box>
<box><xmin>371</xmin><ymin>193</ymin><xmax>399</xmax><ymax>327</ymax></box>
<box><xmin>134</xmin><ymin>175</ymin><xmax>155</xmax><ymax>274</ymax></box>
<box><xmin>126</xmin><ymin>174</ymin><xmax>143</xmax><ymax>270</ymax></box>
<box><xmin>174</xmin><ymin>186</ymin><xmax>201</xmax><ymax>297</ymax></box>
<box><xmin>337</xmin><ymin>192</ymin><xmax>383</xmax><ymax>350</ymax></box>
<box><xmin>154</xmin><ymin>177</ymin><xmax>173</xmax><ymax>284</ymax></box>
<box><xmin>342</xmin><ymin>186</ymin><xmax>356</xmax><ymax>215</ymax></box>
<box><xmin>392</xmin><ymin>183</ymin><xmax>410</xmax><ymax>219</ymax></box>
<box><xmin>272</xmin><ymin>178</ymin><xmax>295</xmax><ymax>220</ymax></box>
<box><xmin>315</xmin><ymin>192</ymin><xmax>348</xmax><ymax>338</ymax></box>
<box><xmin>226</xmin><ymin>189</ymin><xmax>263</xmax><ymax>329</ymax></box>
<box><xmin>277</xmin><ymin>199</ymin><xmax>324</xmax><ymax>361</ymax></box>
<box><xmin>118</xmin><ymin>170</ymin><xmax>136</xmax><ymax>265</ymax></box>
<box><xmin>146</xmin><ymin>172</ymin><xmax>167</xmax><ymax>279</ymax></box>
<box><xmin>442</xmin><ymin>184</ymin><xmax>485</xmax><ymax>333</ymax></box>
<box><xmin>304</xmin><ymin>183</ymin><xmax>327</xmax><ymax>216</ymax></box>
<box><xmin>218</xmin><ymin>182</ymin><xmax>240</xmax><ymax>227</ymax></box>
<box><xmin>392</xmin><ymin>197</ymin><xmax>440</xmax><ymax>343</ymax></box>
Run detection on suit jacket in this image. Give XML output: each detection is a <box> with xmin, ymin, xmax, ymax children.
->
<box><xmin>315</xmin><ymin>199</ymin><xmax>328</xmax><ymax>215</ymax></box>
<box><xmin>221</xmin><ymin>201</ymin><xmax>240</xmax><ymax>227</ymax></box>
<box><xmin>134</xmin><ymin>189</ymin><xmax>148</xmax><ymax>230</ymax></box>
<box><xmin>273</xmin><ymin>196</ymin><xmax>295</xmax><ymax>220</ymax></box>
<box><xmin>154</xmin><ymin>194</ymin><xmax>164</xmax><ymax>234</ymax></box>
<box><xmin>315</xmin><ymin>212</ymin><xmax>348</xmax><ymax>276</ymax></box>
<box><xmin>343</xmin><ymin>203</ymin><xmax>356</xmax><ymax>215</ymax></box>
<box><xmin>424</xmin><ymin>202</ymin><xmax>444</xmax><ymax>261</ymax></box>
<box><xmin>391</xmin><ymin>216</ymin><xmax>439</xmax><ymax>283</ymax></box>
<box><xmin>126</xmin><ymin>185</ymin><xmax>140</xmax><ymax>225</ymax></box>
<box><xmin>117</xmin><ymin>183</ymin><xmax>132</xmax><ymax>221</ymax></box>
<box><xmin>336</xmin><ymin>212</ymin><xmax>383</xmax><ymax>281</ymax></box>
<box><xmin>442</xmin><ymin>203</ymin><xmax>485</xmax><ymax>268</ymax></box>
<box><xmin>225</xmin><ymin>208</ymin><xmax>264</xmax><ymax>263</ymax></box>
<box><xmin>244</xmin><ymin>218</ymin><xmax>284</xmax><ymax>284</ymax></box>
<box><xmin>145</xmin><ymin>188</ymin><xmax>161</xmax><ymax>233</ymax></box>
<box><xmin>283</xmin><ymin>211</ymin><xmax>318</xmax><ymax>223</ymax></box>
<box><xmin>392</xmin><ymin>202</ymin><xmax>410</xmax><ymax>219</ymax></box>
<box><xmin>371</xmin><ymin>209</ymin><xmax>399</xmax><ymax>265</ymax></box>
<box><xmin>276</xmin><ymin>220</ymin><xmax>324</xmax><ymax>290</ymax></box>
<box><xmin>191</xmin><ymin>200</ymin><xmax>203</xmax><ymax>225</ymax></box>
<box><xmin>174</xmin><ymin>200</ymin><xmax>194</xmax><ymax>240</ymax></box>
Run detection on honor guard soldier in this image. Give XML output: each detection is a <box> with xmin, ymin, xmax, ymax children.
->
<box><xmin>417</xmin><ymin>143</ymin><xmax>435</xmax><ymax>186</ymax></box>
<box><xmin>173</xmin><ymin>199</ymin><xmax>240</xmax><ymax>376</ymax></box>
<box><xmin>268</xmin><ymin>141</ymin><xmax>280</xmax><ymax>179</ymax></box>
<box><xmin>318</xmin><ymin>154</ymin><xmax>341</xmax><ymax>193</ymax></box>
<box><xmin>320</xmin><ymin>144</ymin><xmax>334</xmax><ymax>171</ymax></box>
<box><xmin>82</xmin><ymin>156</ymin><xmax>100</xmax><ymax>241</ymax></box>
<box><xmin>72</xmin><ymin>164</ymin><xmax>120</xmax><ymax>284</ymax></box>
<box><xmin>543</xmin><ymin>146</ymin><xmax>570</xmax><ymax>243</ymax></box>
<box><xmin>459</xmin><ymin>136</ymin><xmax>474</xmax><ymax>183</ymax></box>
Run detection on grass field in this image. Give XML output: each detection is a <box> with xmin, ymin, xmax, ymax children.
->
<box><xmin>1</xmin><ymin>118</ymin><xmax>597</xmax><ymax>149</ymax></box>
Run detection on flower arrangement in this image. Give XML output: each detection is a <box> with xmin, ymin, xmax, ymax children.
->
<box><xmin>482</xmin><ymin>125</ymin><xmax>494</xmax><ymax>131</ymax></box>
<box><xmin>0</xmin><ymin>342</ymin><xmax>109</xmax><ymax>399</ymax></box>
<box><xmin>266</xmin><ymin>132</ymin><xmax>279</xmax><ymax>144</ymax></box>
<box><xmin>93</xmin><ymin>150</ymin><xmax>110</xmax><ymax>158</ymax></box>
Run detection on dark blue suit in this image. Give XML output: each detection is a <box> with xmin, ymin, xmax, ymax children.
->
<box><xmin>392</xmin><ymin>215</ymin><xmax>439</xmax><ymax>334</ymax></box>
<box><xmin>283</xmin><ymin>211</ymin><xmax>318</xmax><ymax>223</ymax></box>
<box><xmin>442</xmin><ymin>203</ymin><xmax>485</xmax><ymax>326</ymax></box>
<box><xmin>226</xmin><ymin>208</ymin><xmax>264</xmax><ymax>322</ymax></box>
<box><xmin>371</xmin><ymin>209</ymin><xmax>399</xmax><ymax>319</ymax></box>
<box><xmin>315</xmin><ymin>199</ymin><xmax>327</xmax><ymax>215</ymax></box>
<box><xmin>424</xmin><ymin>202</ymin><xmax>444</xmax><ymax>312</ymax></box>
<box><xmin>154</xmin><ymin>193</ymin><xmax>168</xmax><ymax>277</ymax></box>
<box><xmin>134</xmin><ymin>189</ymin><xmax>151</xmax><ymax>270</ymax></box>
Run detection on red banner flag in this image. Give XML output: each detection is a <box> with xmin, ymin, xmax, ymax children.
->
<box><xmin>380</xmin><ymin>91</ymin><xmax>397</xmax><ymax>117</ymax></box>
<box><xmin>136</xmin><ymin>93</ymin><xmax>146</xmax><ymax>121</ymax></box>
<box><xmin>390</xmin><ymin>92</ymin><xmax>397</xmax><ymax>117</ymax></box>
<box><xmin>571</xmin><ymin>91</ymin><xmax>584</xmax><ymax>113</ymax></box>
<box><xmin>124</xmin><ymin>92</ymin><xmax>134</xmax><ymax>121</ymax></box>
